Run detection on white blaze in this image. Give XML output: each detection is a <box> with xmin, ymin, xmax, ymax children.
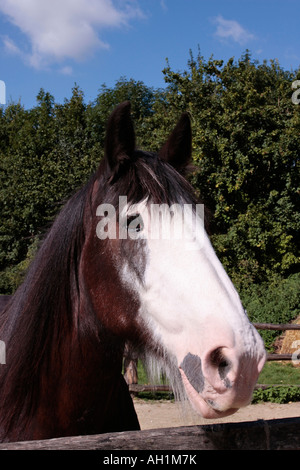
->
<box><xmin>120</xmin><ymin>199</ymin><xmax>266</xmax><ymax>417</ymax></box>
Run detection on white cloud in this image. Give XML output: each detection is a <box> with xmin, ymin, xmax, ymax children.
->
<box><xmin>59</xmin><ymin>65</ymin><xmax>73</xmax><ymax>76</ymax></box>
<box><xmin>2</xmin><ymin>35</ymin><xmax>22</xmax><ymax>56</ymax></box>
<box><xmin>160</xmin><ymin>0</ymin><xmax>168</xmax><ymax>11</ymax></box>
<box><xmin>0</xmin><ymin>0</ymin><xmax>143</xmax><ymax>69</ymax></box>
<box><xmin>213</xmin><ymin>15</ymin><xmax>255</xmax><ymax>45</ymax></box>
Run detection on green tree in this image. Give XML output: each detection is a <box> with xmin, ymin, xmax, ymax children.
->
<box><xmin>0</xmin><ymin>87</ymin><xmax>95</xmax><ymax>292</ymax></box>
<box><xmin>89</xmin><ymin>77</ymin><xmax>158</xmax><ymax>148</ymax></box>
<box><xmin>158</xmin><ymin>50</ymin><xmax>300</xmax><ymax>286</ymax></box>
<box><xmin>1</xmin><ymin>52</ymin><xmax>299</xmax><ymax>297</ymax></box>
<box><xmin>0</xmin><ymin>80</ymin><xmax>156</xmax><ymax>292</ymax></box>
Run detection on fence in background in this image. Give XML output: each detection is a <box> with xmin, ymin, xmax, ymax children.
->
<box><xmin>125</xmin><ymin>322</ymin><xmax>300</xmax><ymax>390</ymax></box>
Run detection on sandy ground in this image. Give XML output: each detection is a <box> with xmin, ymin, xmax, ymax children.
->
<box><xmin>133</xmin><ymin>398</ymin><xmax>300</xmax><ymax>430</ymax></box>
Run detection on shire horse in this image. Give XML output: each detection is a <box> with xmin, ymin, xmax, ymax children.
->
<box><xmin>0</xmin><ymin>102</ymin><xmax>266</xmax><ymax>442</ymax></box>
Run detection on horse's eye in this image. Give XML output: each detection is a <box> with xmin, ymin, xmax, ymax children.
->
<box><xmin>127</xmin><ymin>214</ymin><xmax>144</xmax><ymax>233</ymax></box>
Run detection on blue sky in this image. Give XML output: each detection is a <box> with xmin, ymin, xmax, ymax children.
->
<box><xmin>0</xmin><ymin>0</ymin><xmax>299</xmax><ymax>109</ymax></box>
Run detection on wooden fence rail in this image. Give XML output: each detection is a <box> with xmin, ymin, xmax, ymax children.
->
<box><xmin>267</xmin><ymin>353</ymin><xmax>293</xmax><ymax>361</ymax></box>
<box><xmin>253</xmin><ymin>322</ymin><xmax>300</xmax><ymax>362</ymax></box>
<box><xmin>253</xmin><ymin>323</ymin><xmax>300</xmax><ymax>331</ymax></box>
<box><xmin>0</xmin><ymin>417</ymin><xmax>299</xmax><ymax>450</ymax></box>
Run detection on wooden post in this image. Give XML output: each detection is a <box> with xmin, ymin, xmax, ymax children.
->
<box><xmin>123</xmin><ymin>344</ymin><xmax>138</xmax><ymax>385</ymax></box>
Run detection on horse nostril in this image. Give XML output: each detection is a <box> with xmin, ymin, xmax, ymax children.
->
<box><xmin>209</xmin><ymin>347</ymin><xmax>232</xmax><ymax>380</ymax></box>
<box><xmin>180</xmin><ymin>352</ymin><xmax>205</xmax><ymax>393</ymax></box>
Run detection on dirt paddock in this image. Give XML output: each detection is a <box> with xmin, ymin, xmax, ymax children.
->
<box><xmin>134</xmin><ymin>398</ymin><xmax>300</xmax><ymax>430</ymax></box>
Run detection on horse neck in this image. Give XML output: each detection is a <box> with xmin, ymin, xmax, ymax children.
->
<box><xmin>0</xmin><ymin>189</ymin><xmax>129</xmax><ymax>440</ymax></box>
<box><xmin>0</xmin><ymin>179</ymin><xmax>140</xmax><ymax>440</ymax></box>
<box><xmin>33</xmin><ymin>315</ymin><xmax>126</xmax><ymax>439</ymax></box>
<box><xmin>0</xmin><ymin>273</ymin><xmax>130</xmax><ymax>441</ymax></box>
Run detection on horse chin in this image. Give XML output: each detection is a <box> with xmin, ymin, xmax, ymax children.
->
<box><xmin>179</xmin><ymin>367</ymin><xmax>239</xmax><ymax>419</ymax></box>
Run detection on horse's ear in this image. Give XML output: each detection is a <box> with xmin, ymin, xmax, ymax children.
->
<box><xmin>159</xmin><ymin>113</ymin><xmax>192</xmax><ymax>173</ymax></box>
<box><xmin>104</xmin><ymin>101</ymin><xmax>136</xmax><ymax>177</ymax></box>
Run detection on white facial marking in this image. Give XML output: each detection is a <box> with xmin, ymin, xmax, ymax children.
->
<box><xmin>120</xmin><ymin>198</ymin><xmax>266</xmax><ymax>417</ymax></box>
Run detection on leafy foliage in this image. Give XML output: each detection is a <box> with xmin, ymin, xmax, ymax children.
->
<box><xmin>160</xmin><ymin>50</ymin><xmax>300</xmax><ymax>287</ymax></box>
<box><xmin>240</xmin><ymin>273</ymin><xmax>300</xmax><ymax>350</ymax></box>
<box><xmin>0</xmin><ymin>50</ymin><xmax>299</xmax><ymax>336</ymax></box>
<box><xmin>252</xmin><ymin>385</ymin><xmax>300</xmax><ymax>404</ymax></box>
<box><xmin>0</xmin><ymin>87</ymin><xmax>96</xmax><ymax>292</ymax></box>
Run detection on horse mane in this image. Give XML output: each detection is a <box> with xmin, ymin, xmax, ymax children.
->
<box><xmin>99</xmin><ymin>150</ymin><xmax>197</xmax><ymax>208</ymax></box>
<box><xmin>0</xmin><ymin>176</ymin><xmax>95</xmax><ymax>433</ymax></box>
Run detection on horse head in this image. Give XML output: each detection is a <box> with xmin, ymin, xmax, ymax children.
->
<box><xmin>83</xmin><ymin>101</ymin><xmax>266</xmax><ymax>419</ymax></box>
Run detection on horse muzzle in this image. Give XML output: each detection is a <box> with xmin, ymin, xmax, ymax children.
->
<box><xmin>179</xmin><ymin>345</ymin><xmax>266</xmax><ymax>419</ymax></box>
